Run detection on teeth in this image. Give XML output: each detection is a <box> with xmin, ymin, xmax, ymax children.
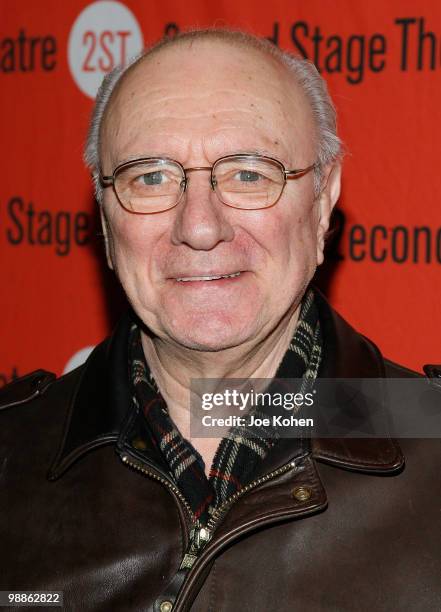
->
<box><xmin>177</xmin><ymin>272</ymin><xmax>241</xmax><ymax>282</ymax></box>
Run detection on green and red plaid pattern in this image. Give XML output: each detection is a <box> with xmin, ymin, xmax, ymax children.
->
<box><xmin>129</xmin><ymin>288</ymin><xmax>322</xmax><ymax>526</ymax></box>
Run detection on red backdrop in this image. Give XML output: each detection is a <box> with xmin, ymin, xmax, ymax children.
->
<box><xmin>1</xmin><ymin>0</ymin><xmax>440</xmax><ymax>384</ymax></box>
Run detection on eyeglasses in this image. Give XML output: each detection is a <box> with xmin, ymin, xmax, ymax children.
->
<box><xmin>100</xmin><ymin>153</ymin><xmax>317</xmax><ymax>214</ymax></box>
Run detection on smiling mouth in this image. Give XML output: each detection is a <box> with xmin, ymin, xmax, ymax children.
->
<box><xmin>176</xmin><ymin>272</ymin><xmax>242</xmax><ymax>282</ymax></box>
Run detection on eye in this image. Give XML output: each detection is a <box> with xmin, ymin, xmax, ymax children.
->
<box><xmin>140</xmin><ymin>170</ymin><xmax>166</xmax><ymax>185</ymax></box>
<box><xmin>235</xmin><ymin>170</ymin><xmax>262</xmax><ymax>182</ymax></box>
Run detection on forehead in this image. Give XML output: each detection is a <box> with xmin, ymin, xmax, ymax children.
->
<box><xmin>101</xmin><ymin>39</ymin><xmax>317</xmax><ymax>166</ymax></box>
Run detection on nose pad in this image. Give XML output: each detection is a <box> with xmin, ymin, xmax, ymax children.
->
<box><xmin>183</xmin><ymin>175</ymin><xmax>217</xmax><ymax>195</ymax></box>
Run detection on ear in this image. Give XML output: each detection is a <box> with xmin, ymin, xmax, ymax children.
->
<box><xmin>316</xmin><ymin>163</ymin><xmax>341</xmax><ymax>266</ymax></box>
<box><xmin>99</xmin><ymin>204</ymin><xmax>115</xmax><ymax>270</ymax></box>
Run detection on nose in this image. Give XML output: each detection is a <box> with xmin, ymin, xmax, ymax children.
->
<box><xmin>170</xmin><ymin>172</ymin><xmax>234</xmax><ymax>250</ymax></box>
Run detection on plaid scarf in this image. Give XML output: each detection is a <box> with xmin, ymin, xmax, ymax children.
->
<box><xmin>129</xmin><ymin>288</ymin><xmax>322</xmax><ymax>526</ymax></box>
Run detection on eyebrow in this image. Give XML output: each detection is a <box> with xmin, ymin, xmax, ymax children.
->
<box><xmin>113</xmin><ymin>149</ymin><xmax>292</xmax><ymax>168</ymax></box>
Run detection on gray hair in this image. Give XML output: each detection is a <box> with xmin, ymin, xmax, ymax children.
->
<box><xmin>84</xmin><ymin>29</ymin><xmax>342</xmax><ymax>202</ymax></box>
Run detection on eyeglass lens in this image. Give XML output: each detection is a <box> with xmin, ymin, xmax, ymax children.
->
<box><xmin>114</xmin><ymin>156</ymin><xmax>286</xmax><ymax>213</ymax></box>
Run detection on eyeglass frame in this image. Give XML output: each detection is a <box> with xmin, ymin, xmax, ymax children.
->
<box><xmin>99</xmin><ymin>153</ymin><xmax>319</xmax><ymax>215</ymax></box>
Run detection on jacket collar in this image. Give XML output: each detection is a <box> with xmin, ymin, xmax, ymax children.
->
<box><xmin>48</xmin><ymin>289</ymin><xmax>404</xmax><ymax>480</ymax></box>
<box><xmin>309</xmin><ymin>290</ymin><xmax>404</xmax><ymax>474</ymax></box>
<box><xmin>48</xmin><ymin>313</ymin><xmax>133</xmax><ymax>480</ymax></box>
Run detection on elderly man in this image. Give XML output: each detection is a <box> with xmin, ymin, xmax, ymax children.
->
<box><xmin>1</xmin><ymin>29</ymin><xmax>440</xmax><ymax>612</ymax></box>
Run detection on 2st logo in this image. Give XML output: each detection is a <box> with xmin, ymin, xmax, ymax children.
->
<box><xmin>68</xmin><ymin>0</ymin><xmax>143</xmax><ymax>98</ymax></box>
<box><xmin>82</xmin><ymin>30</ymin><xmax>132</xmax><ymax>72</ymax></box>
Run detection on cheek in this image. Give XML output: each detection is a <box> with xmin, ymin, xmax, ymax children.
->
<box><xmin>106</xmin><ymin>206</ymin><xmax>155</xmax><ymax>263</ymax></box>
<box><xmin>103</xmin><ymin>205</ymin><xmax>162</xmax><ymax>294</ymax></box>
<box><xmin>261</xmin><ymin>204</ymin><xmax>318</xmax><ymax>272</ymax></box>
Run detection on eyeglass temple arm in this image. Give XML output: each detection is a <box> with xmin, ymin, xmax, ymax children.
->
<box><xmin>97</xmin><ymin>172</ymin><xmax>114</xmax><ymax>186</ymax></box>
<box><xmin>284</xmin><ymin>163</ymin><xmax>317</xmax><ymax>179</ymax></box>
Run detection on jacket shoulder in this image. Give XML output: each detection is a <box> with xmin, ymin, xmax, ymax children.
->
<box><xmin>423</xmin><ymin>364</ymin><xmax>441</xmax><ymax>390</ymax></box>
<box><xmin>0</xmin><ymin>334</ymin><xmax>114</xmax><ymax>416</ymax></box>
<box><xmin>0</xmin><ymin>363</ymin><xmax>89</xmax><ymax>414</ymax></box>
<box><xmin>383</xmin><ymin>358</ymin><xmax>421</xmax><ymax>378</ymax></box>
<box><xmin>384</xmin><ymin>358</ymin><xmax>441</xmax><ymax>392</ymax></box>
<box><xmin>0</xmin><ymin>370</ymin><xmax>57</xmax><ymax>411</ymax></box>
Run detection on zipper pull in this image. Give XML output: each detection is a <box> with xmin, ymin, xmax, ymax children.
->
<box><xmin>179</xmin><ymin>526</ymin><xmax>212</xmax><ymax>570</ymax></box>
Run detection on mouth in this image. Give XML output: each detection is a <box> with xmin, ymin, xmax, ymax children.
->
<box><xmin>176</xmin><ymin>271</ymin><xmax>242</xmax><ymax>282</ymax></box>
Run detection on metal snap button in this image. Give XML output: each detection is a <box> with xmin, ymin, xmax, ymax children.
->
<box><xmin>132</xmin><ymin>437</ymin><xmax>147</xmax><ymax>450</ymax></box>
<box><xmin>160</xmin><ymin>601</ymin><xmax>173</xmax><ymax>612</ymax></box>
<box><xmin>292</xmin><ymin>486</ymin><xmax>312</xmax><ymax>501</ymax></box>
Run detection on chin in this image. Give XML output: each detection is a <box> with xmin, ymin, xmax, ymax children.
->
<box><xmin>164</xmin><ymin>314</ymin><xmax>258</xmax><ymax>352</ymax></box>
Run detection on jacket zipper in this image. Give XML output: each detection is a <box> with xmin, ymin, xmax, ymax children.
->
<box><xmin>119</xmin><ymin>452</ymin><xmax>195</xmax><ymax>524</ymax></box>
<box><xmin>119</xmin><ymin>450</ymin><xmax>303</xmax><ymax>570</ymax></box>
<box><xmin>179</xmin><ymin>457</ymin><xmax>303</xmax><ymax>569</ymax></box>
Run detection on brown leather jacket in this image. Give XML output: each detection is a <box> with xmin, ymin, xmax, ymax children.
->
<box><xmin>1</xmin><ymin>293</ymin><xmax>441</xmax><ymax>612</ymax></box>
